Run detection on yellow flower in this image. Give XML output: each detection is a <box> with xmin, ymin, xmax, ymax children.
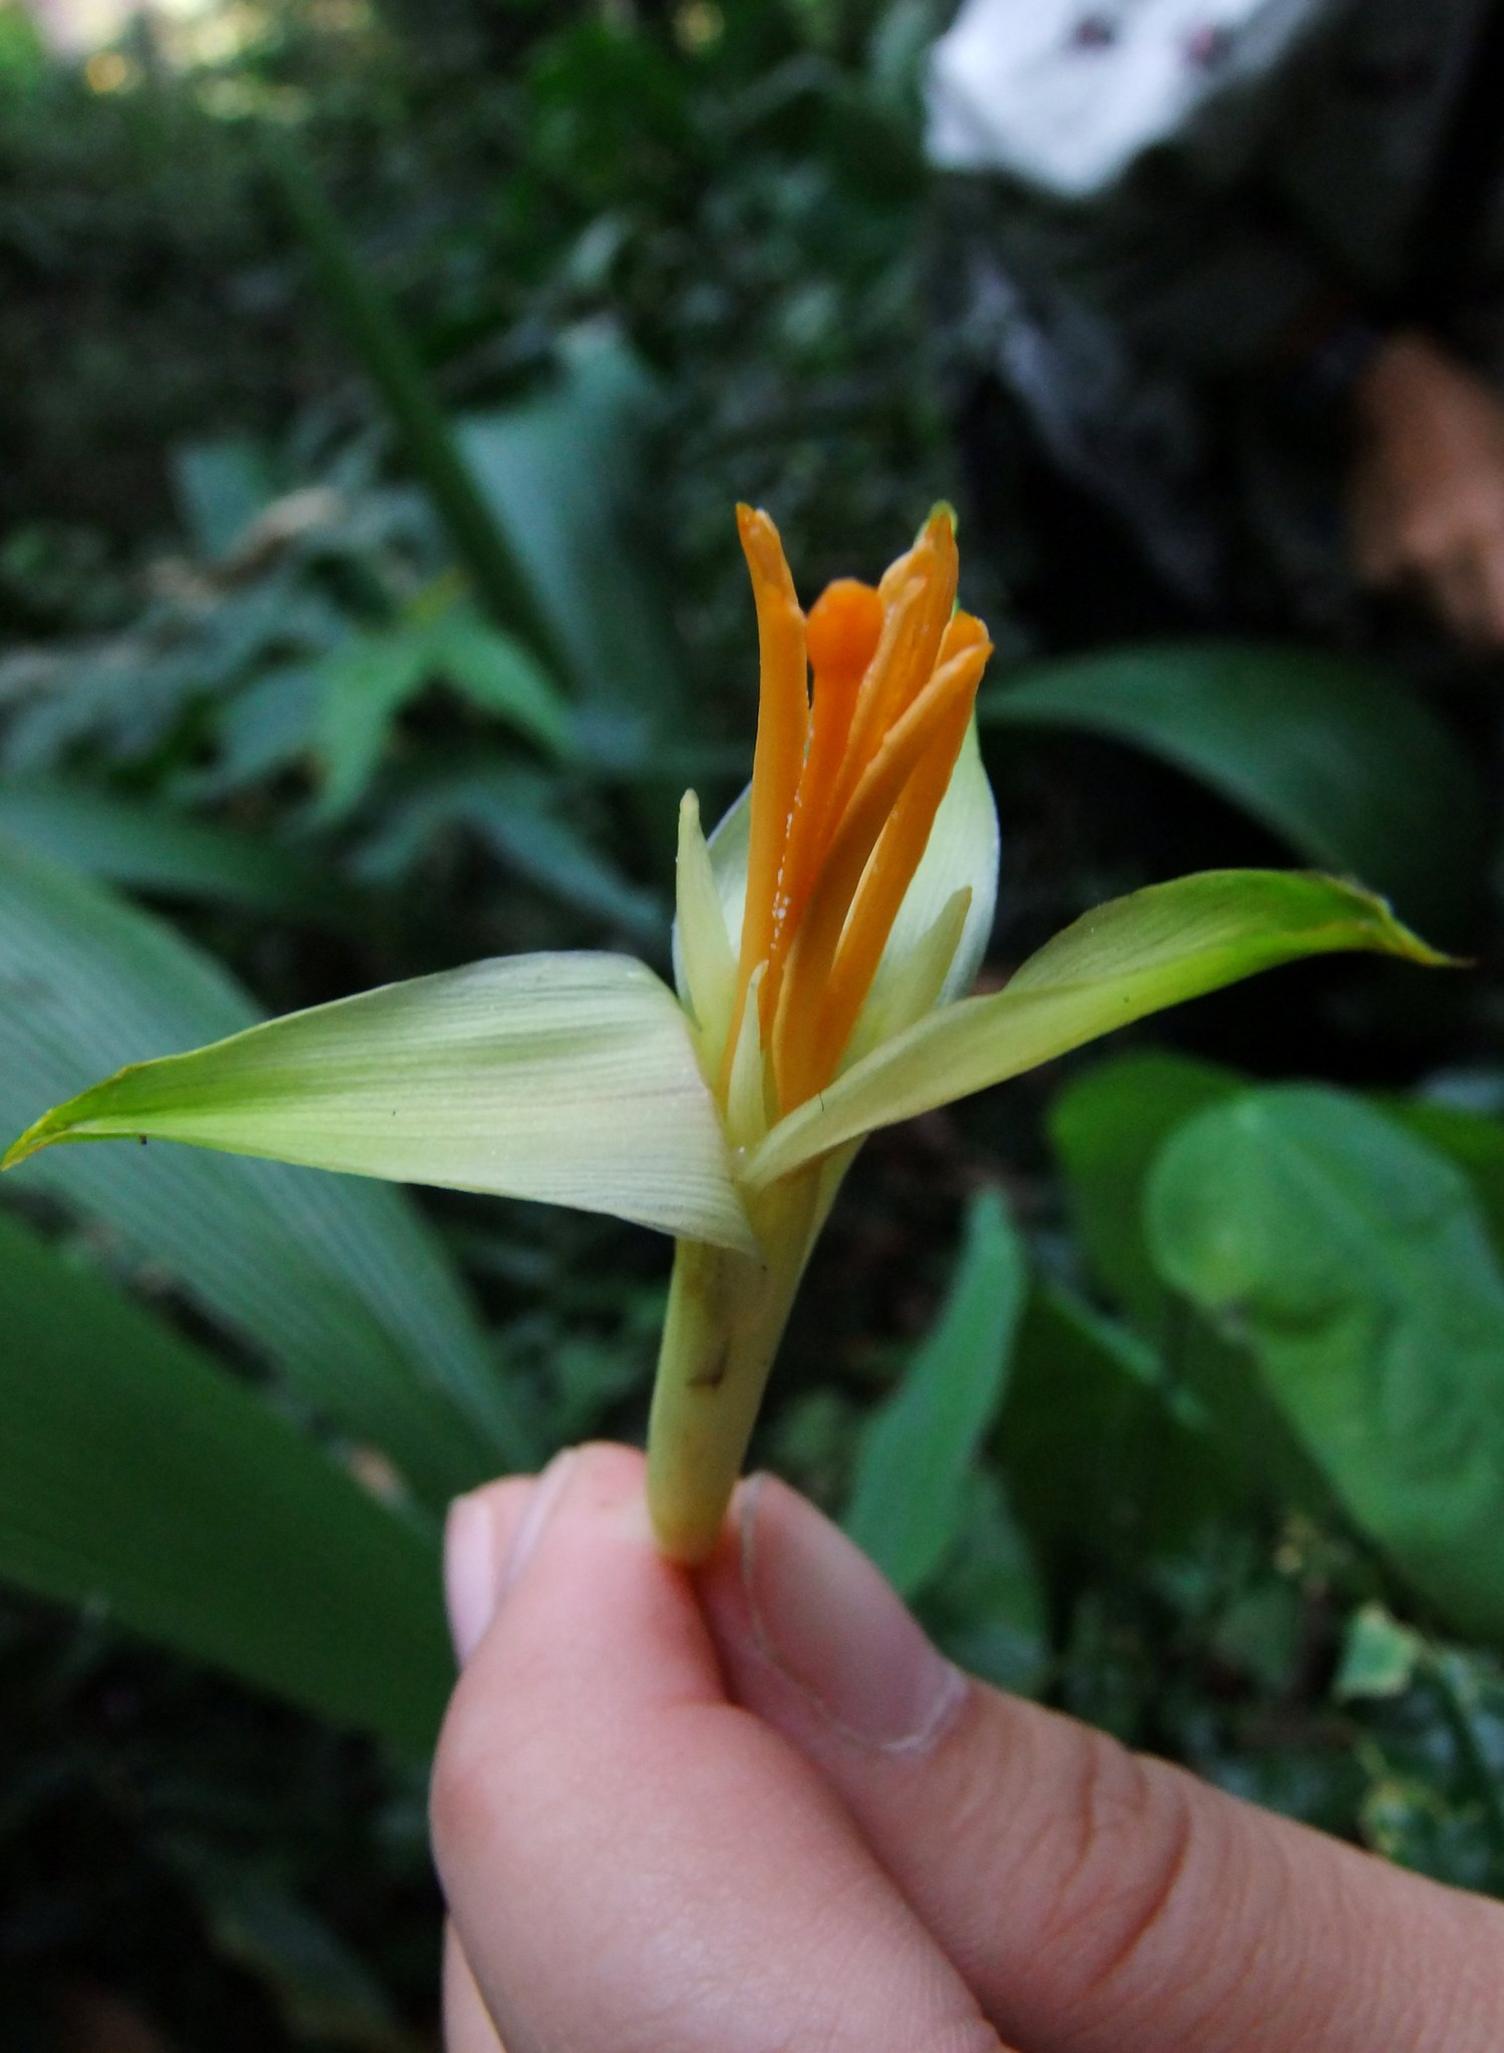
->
<box><xmin>679</xmin><ymin>505</ymin><xmax>993</xmax><ymax>1124</ymax></box>
<box><xmin>5</xmin><ymin>506</ymin><xmax>1441</xmax><ymax>1561</ymax></box>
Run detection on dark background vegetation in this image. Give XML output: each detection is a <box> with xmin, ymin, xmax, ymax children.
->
<box><xmin>2</xmin><ymin>2</ymin><xmax>1502</xmax><ymax>2046</ymax></box>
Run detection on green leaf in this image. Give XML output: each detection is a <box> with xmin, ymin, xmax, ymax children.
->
<box><xmin>0</xmin><ymin>1208</ymin><xmax>450</xmax><ymax>1751</ymax></box>
<box><xmin>1148</xmin><ymin>1087</ymin><xmax>1504</xmax><ymax>1640</ymax></box>
<box><xmin>7</xmin><ymin>947</ymin><xmax>755</xmax><ymax>1256</ymax></box>
<box><xmin>981</xmin><ymin>641</ymin><xmax>1483</xmax><ymax>927</ymax></box>
<box><xmin>1380</xmin><ymin>1099</ymin><xmax>1504</xmax><ymax>1269</ymax></box>
<box><xmin>188</xmin><ymin>661</ymin><xmax>324</xmax><ymax>801</ymax></box>
<box><xmin>751</xmin><ymin>870</ymin><xmax>1444</xmax><ymax>1187</ymax></box>
<box><xmin>1336</xmin><ymin>1604</ymin><xmax>1426</xmax><ymax>1702</ymax></box>
<box><xmin>460</xmin><ymin>330</ymin><xmax>690</xmax><ymax>738</ymax></box>
<box><xmin>314</xmin><ymin>632</ymin><xmax>430</xmax><ymax>821</ymax></box>
<box><xmin>354</xmin><ymin>763</ymin><xmax>663</xmax><ymax>946</ymax></box>
<box><xmin>1051</xmin><ymin>1057</ymin><xmax>1332</xmax><ymax>1513</ymax></box>
<box><xmin>428</xmin><ymin>604</ymin><xmax>575</xmax><ymax>760</ymax></box>
<box><xmin>314</xmin><ymin>611</ymin><xmax>574</xmax><ymax>824</ymax></box>
<box><xmin>1050</xmin><ymin>1051</ymin><xmax>1242</xmax><ymax>1328</ymax></box>
<box><xmin>845</xmin><ymin>1188</ymin><xmax>1025</xmax><ymax>1597</ymax></box>
<box><xmin>0</xmin><ymin>837</ymin><xmax>525</xmax><ymax>1503</ymax></box>
<box><xmin>172</xmin><ymin>434</ymin><xmax>279</xmax><ymax>560</ymax></box>
<box><xmin>920</xmin><ymin>1469</ymin><xmax>1049</xmax><ymax>1696</ymax></box>
<box><xmin>1062</xmin><ymin>1080</ymin><xmax>1504</xmax><ymax>1321</ymax></box>
<box><xmin>999</xmin><ymin>1281</ymin><xmax>1235</xmax><ymax>1562</ymax></box>
<box><xmin>0</xmin><ymin>777</ymin><xmax>350</xmax><ymax>925</ymax></box>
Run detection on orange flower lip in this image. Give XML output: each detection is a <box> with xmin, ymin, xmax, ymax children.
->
<box><xmin>723</xmin><ymin>505</ymin><xmax>993</xmax><ymax>1114</ymax></box>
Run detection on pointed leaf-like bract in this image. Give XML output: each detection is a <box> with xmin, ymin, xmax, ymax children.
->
<box><xmin>749</xmin><ymin>871</ymin><xmax>1446</xmax><ymax>1186</ymax></box>
<box><xmin>7</xmin><ymin>953</ymin><xmax>757</xmax><ymax>1254</ymax></box>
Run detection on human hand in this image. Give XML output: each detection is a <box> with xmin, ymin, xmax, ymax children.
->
<box><xmin>432</xmin><ymin>1444</ymin><xmax>1504</xmax><ymax>2052</ymax></box>
<box><xmin>1349</xmin><ymin>331</ymin><xmax>1504</xmax><ymax>650</ymax></box>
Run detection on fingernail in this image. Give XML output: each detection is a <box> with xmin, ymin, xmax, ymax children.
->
<box><xmin>737</xmin><ymin>1474</ymin><xmax>965</xmax><ymax>1752</ymax></box>
<box><xmin>443</xmin><ymin>1453</ymin><xmax>581</xmax><ymax>1665</ymax></box>
<box><xmin>498</xmin><ymin>1447</ymin><xmax>579</xmax><ymax>1598</ymax></box>
<box><xmin>444</xmin><ymin>1492</ymin><xmax>498</xmax><ymax>1666</ymax></box>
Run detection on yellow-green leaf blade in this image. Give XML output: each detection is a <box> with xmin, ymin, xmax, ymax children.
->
<box><xmin>8</xmin><ymin>951</ymin><xmax>756</xmax><ymax>1255</ymax></box>
<box><xmin>750</xmin><ymin>871</ymin><xmax>1446</xmax><ymax>1187</ymax></box>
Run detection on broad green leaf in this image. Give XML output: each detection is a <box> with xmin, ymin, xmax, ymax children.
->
<box><xmin>1052</xmin><ymin>1059</ymin><xmax>1338</xmax><ymax>1519</ymax></box>
<box><xmin>750</xmin><ymin>870</ymin><xmax>1443</xmax><ymax>1187</ymax></box>
<box><xmin>1148</xmin><ymin>1087</ymin><xmax>1504</xmax><ymax>1640</ymax></box>
<box><xmin>460</xmin><ymin>331</ymin><xmax>690</xmax><ymax>738</ymax></box>
<box><xmin>1056</xmin><ymin>1057</ymin><xmax>1504</xmax><ymax>1327</ymax></box>
<box><xmin>981</xmin><ymin>641</ymin><xmax>1483</xmax><ymax>927</ymax></box>
<box><xmin>1050</xmin><ymin>1051</ymin><xmax>1242</xmax><ymax>1327</ymax></box>
<box><xmin>0</xmin><ymin>838</ymin><xmax>524</xmax><ymax>1502</ymax></box>
<box><xmin>7</xmin><ymin>948</ymin><xmax>756</xmax><ymax>1256</ymax></box>
<box><xmin>999</xmin><ymin>1282</ymin><xmax>1235</xmax><ymax>1562</ymax></box>
<box><xmin>0</xmin><ymin>1208</ymin><xmax>450</xmax><ymax>1751</ymax></box>
<box><xmin>845</xmin><ymin>1188</ymin><xmax>1025</xmax><ymax>1597</ymax></box>
<box><xmin>0</xmin><ymin>778</ymin><xmax>350</xmax><ymax>925</ymax></box>
<box><xmin>1381</xmin><ymin>1099</ymin><xmax>1504</xmax><ymax>1268</ymax></box>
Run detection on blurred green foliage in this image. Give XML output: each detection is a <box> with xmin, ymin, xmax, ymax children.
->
<box><xmin>2</xmin><ymin>0</ymin><xmax>1502</xmax><ymax>2045</ymax></box>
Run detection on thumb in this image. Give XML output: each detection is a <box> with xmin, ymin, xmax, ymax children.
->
<box><xmin>697</xmin><ymin>1475</ymin><xmax>1504</xmax><ymax>2053</ymax></box>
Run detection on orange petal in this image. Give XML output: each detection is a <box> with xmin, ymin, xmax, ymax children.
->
<box><xmin>806</xmin><ymin>577</ymin><xmax>885</xmax><ymax>685</ymax></box>
<box><xmin>814</xmin><ymin>688</ymin><xmax>978</xmax><ymax>1078</ymax></box>
<box><xmin>771</xmin><ymin>631</ymin><xmax>991</xmax><ymax>1108</ymax></box>
<box><xmin>724</xmin><ymin>506</ymin><xmax>808</xmax><ymax>1085</ymax></box>
<box><xmin>838</xmin><ymin>513</ymin><xmax>958</xmax><ymax>818</ymax></box>
<box><xmin>938</xmin><ymin>606</ymin><xmax>987</xmax><ymax>661</ymax></box>
<box><xmin>826</xmin><ymin>571</ymin><xmax>930</xmax><ymax>833</ymax></box>
<box><xmin>762</xmin><ymin>579</ymin><xmax>884</xmax><ymax>1024</ymax></box>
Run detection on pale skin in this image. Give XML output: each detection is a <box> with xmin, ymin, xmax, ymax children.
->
<box><xmin>1350</xmin><ymin>331</ymin><xmax>1504</xmax><ymax>651</ymax></box>
<box><xmin>432</xmin><ymin>1443</ymin><xmax>1504</xmax><ymax>2053</ymax></box>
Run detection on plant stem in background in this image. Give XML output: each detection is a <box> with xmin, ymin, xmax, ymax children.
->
<box><xmin>264</xmin><ymin>135</ymin><xmax>567</xmax><ymax>673</ymax></box>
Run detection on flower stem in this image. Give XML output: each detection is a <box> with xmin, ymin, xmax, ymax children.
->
<box><xmin>646</xmin><ymin>1172</ymin><xmax>819</xmax><ymax>1563</ymax></box>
